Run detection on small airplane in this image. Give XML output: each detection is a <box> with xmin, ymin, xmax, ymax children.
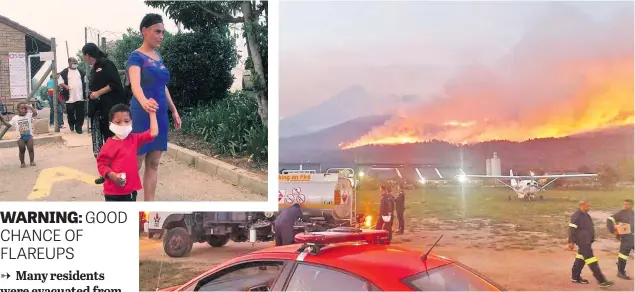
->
<box><xmin>455</xmin><ymin>169</ymin><xmax>598</xmax><ymax>201</ymax></box>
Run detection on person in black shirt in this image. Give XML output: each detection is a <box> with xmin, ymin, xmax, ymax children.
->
<box><xmin>395</xmin><ymin>184</ymin><xmax>406</xmax><ymax>235</ymax></box>
<box><xmin>123</xmin><ymin>70</ymin><xmax>133</xmax><ymax>105</ymax></box>
<box><xmin>81</xmin><ymin>43</ymin><xmax>125</xmax><ymax>144</ymax></box>
<box><xmin>81</xmin><ymin>43</ymin><xmax>126</xmax><ymax>185</ymax></box>
<box><xmin>606</xmin><ymin>199</ymin><xmax>634</xmax><ymax>280</ymax></box>
<box><xmin>568</xmin><ymin>200</ymin><xmax>613</xmax><ymax>288</ymax></box>
<box><xmin>375</xmin><ymin>185</ymin><xmax>395</xmax><ymax>241</ymax></box>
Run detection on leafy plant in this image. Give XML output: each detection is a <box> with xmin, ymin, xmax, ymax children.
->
<box><xmin>146</xmin><ymin>0</ymin><xmax>269</xmax><ymax>124</ymax></box>
<box><xmin>180</xmin><ymin>91</ymin><xmax>267</xmax><ymax>164</ymax></box>
<box><xmin>161</xmin><ymin>30</ymin><xmax>237</xmax><ymax>109</ymax></box>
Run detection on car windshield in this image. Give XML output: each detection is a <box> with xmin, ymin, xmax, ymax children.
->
<box><xmin>402</xmin><ymin>263</ymin><xmax>501</xmax><ymax>291</ymax></box>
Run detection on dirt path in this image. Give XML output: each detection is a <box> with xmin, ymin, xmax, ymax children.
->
<box><xmin>139</xmin><ymin>237</ymin><xmax>273</xmax><ymax>265</ymax></box>
<box><xmin>0</xmin><ymin>136</ymin><xmax>263</xmax><ymax>201</ymax></box>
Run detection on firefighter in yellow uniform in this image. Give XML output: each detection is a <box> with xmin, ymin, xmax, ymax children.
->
<box><xmin>567</xmin><ymin>200</ymin><xmax>613</xmax><ymax>288</ymax></box>
<box><xmin>606</xmin><ymin>199</ymin><xmax>634</xmax><ymax>280</ymax></box>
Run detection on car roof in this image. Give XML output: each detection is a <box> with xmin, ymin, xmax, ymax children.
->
<box><xmin>175</xmin><ymin>243</ymin><xmax>457</xmax><ymax>291</ymax></box>
<box><xmin>249</xmin><ymin>242</ymin><xmax>453</xmax><ymax>280</ymax></box>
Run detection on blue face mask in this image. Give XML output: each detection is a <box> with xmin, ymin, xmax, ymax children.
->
<box><xmin>71</xmin><ymin>64</ymin><xmax>78</xmax><ymax>69</ymax></box>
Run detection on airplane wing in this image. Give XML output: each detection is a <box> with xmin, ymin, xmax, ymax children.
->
<box><xmin>457</xmin><ymin>174</ymin><xmax>597</xmax><ymax>179</ymax></box>
<box><xmin>458</xmin><ymin>175</ymin><xmax>519</xmax><ymax>179</ymax></box>
<box><xmin>530</xmin><ymin>174</ymin><xmax>597</xmax><ymax>179</ymax></box>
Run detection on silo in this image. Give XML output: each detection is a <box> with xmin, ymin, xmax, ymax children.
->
<box><xmin>491</xmin><ymin>152</ymin><xmax>501</xmax><ymax>176</ymax></box>
<box><xmin>486</xmin><ymin>158</ymin><xmax>492</xmax><ymax>175</ymax></box>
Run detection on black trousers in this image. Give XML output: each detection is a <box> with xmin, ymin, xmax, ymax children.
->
<box><xmin>274</xmin><ymin>224</ymin><xmax>294</xmax><ymax>246</ymax></box>
<box><xmin>104</xmin><ymin>191</ymin><xmax>137</xmax><ymax>202</ymax></box>
<box><xmin>375</xmin><ymin>216</ymin><xmax>394</xmax><ymax>241</ymax></box>
<box><xmin>617</xmin><ymin>235</ymin><xmax>634</xmax><ymax>273</ymax></box>
<box><xmin>99</xmin><ymin>116</ymin><xmax>114</xmax><ymax>143</ymax></box>
<box><xmin>66</xmin><ymin>101</ymin><xmax>85</xmax><ymax>131</ymax></box>
<box><xmin>396</xmin><ymin>210</ymin><xmax>405</xmax><ymax>232</ymax></box>
<box><xmin>572</xmin><ymin>243</ymin><xmax>607</xmax><ymax>283</ymax></box>
<box><xmin>91</xmin><ymin>114</ymin><xmax>103</xmax><ymax>158</ymax></box>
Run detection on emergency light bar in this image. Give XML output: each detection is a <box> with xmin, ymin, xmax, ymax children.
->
<box><xmin>294</xmin><ymin>227</ymin><xmax>390</xmax><ymax>246</ymax></box>
<box><xmin>282</xmin><ymin>170</ymin><xmax>316</xmax><ymax>174</ymax></box>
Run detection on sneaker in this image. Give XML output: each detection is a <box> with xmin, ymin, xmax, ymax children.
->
<box><xmin>572</xmin><ymin>278</ymin><xmax>589</xmax><ymax>284</ymax></box>
<box><xmin>76</xmin><ymin>129</ymin><xmax>83</xmax><ymax>134</ymax></box>
<box><xmin>598</xmin><ymin>281</ymin><xmax>614</xmax><ymax>288</ymax></box>
<box><xmin>69</xmin><ymin>125</ymin><xmax>74</xmax><ymax>131</ymax></box>
<box><xmin>95</xmin><ymin>177</ymin><xmax>105</xmax><ymax>184</ymax></box>
<box><xmin>617</xmin><ymin>272</ymin><xmax>631</xmax><ymax>280</ymax></box>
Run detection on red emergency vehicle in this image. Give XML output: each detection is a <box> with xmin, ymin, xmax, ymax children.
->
<box><xmin>159</xmin><ymin>228</ymin><xmax>504</xmax><ymax>291</ymax></box>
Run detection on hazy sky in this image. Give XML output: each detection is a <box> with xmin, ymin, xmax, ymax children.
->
<box><xmin>2</xmin><ymin>0</ymin><xmax>177</xmax><ymax>82</ymax></box>
<box><xmin>279</xmin><ymin>1</ymin><xmax>630</xmax><ymax>117</ymax></box>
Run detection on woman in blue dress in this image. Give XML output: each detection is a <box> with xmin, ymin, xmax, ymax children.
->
<box><xmin>127</xmin><ymin>13</ymin><xmax>181</xmax><ymax>201</ymax></box>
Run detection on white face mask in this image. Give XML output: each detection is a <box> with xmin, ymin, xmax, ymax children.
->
<box><xmin>71</xmin><ymin>64</ymin><xmax>78</xmax><ymax>69</ymax></box>
<box><xmin>109</xmin><ymin>123</ymin><xmax>133</xmax><ymax>140</ymax></box>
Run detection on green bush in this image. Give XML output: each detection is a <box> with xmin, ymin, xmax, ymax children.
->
<box><xmin>161</xmin><ymin>29</ymin><xmax>237</xmax><ymax>109</ymax></box>
<box><xmin>180</xmin><ymin>91</ymin><xmax>267</xmax><ymax>165</ymax></box>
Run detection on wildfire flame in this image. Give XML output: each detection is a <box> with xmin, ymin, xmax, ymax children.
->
<box><xmin>340</xmin><ymin>12</ymin><xmax>634</xmax><ymax>150</ymax></box>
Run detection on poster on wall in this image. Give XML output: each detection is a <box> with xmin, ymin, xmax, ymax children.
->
<box><xmin>9</xmin><ymin>52</ymin><xmax>27</xmax><ymax>99</ymax></box>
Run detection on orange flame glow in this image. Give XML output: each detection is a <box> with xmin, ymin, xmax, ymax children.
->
<box><xmin>341</xmin><ymin>55</ymin><xmax>634</xmax><ymax>150</ymax></box>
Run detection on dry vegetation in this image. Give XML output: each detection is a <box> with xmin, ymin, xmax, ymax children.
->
<box><xmin>356</xmin><ymin>186</ymin><xmax>631</xmax><ymax>251</ymax></box>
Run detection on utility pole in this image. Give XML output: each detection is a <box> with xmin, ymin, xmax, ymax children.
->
<box><xmin>65</xmin><ymin>40</ymin><xmax>69</xmax><ymax>60</ymax></box>
<box><xmin>101</xmin><ymin>37</ymin><xmax>106</xmax><ymax>50</ymax></box>
<box><xmin>51</xmin><ymin>38</ymin><xmax>59</xmax><ymax>132</ymax></box>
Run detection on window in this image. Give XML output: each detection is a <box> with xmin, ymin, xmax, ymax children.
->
<box><xmin>190</xmin><ymin>261</ymin><xmax>285</xmax><ymax>291</ymax></box>
<box><xmin>285</xmin><ymin>263</ymin><xmax>372</xmax><ymax>291</ymax></box>
<box><xmin>402</xmin><ymin>263</ymin><xmax>501</xmax><ymax>291</ymax></box>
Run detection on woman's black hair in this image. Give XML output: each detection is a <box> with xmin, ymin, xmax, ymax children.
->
<box><xmin>81</xmin><ymin>43</ymin><xmax>108</xmax><ymax>59</ymax></box>
<box><xmin>140</xmin><ymin>13</ymin><xmax>163</xmax><ymax>32</ymax></box>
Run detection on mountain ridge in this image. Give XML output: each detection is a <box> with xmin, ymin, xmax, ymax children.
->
<box><xmin>280</xmin><ymin>117</ymin><xmax>633</xmax><ymax>173</ymax></box>
<box><xmin>280</xmin><ymin>86</ymin><xmax>422</xmax><ymax>138</ymax></box>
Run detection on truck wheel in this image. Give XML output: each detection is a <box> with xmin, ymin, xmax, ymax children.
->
<box><xmin>207</xmin><ymin>235</ymin><xmax>229</xmax><ymax>247</ymax></box>
<box><xmin>163</xmin><ymin>227</ymin><xmax>193</xmax><ymax>258</ymax></box>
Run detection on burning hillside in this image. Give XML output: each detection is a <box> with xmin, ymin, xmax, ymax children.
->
<box><xmin>340</xmin><ymin>4</ymin><xmax>634</xmax><ymax>150</ymax></box>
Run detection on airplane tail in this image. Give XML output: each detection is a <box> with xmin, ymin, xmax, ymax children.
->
<box><xmin>510</xmin><ymin>169</ymin><xmax>518</xmax><ymax>187</ymax></box>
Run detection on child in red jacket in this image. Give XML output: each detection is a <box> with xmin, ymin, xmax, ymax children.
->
<box><xmin>96</xmin><ymin>100</ymin><xmax>158</xmax><ymax>201</ymax></box>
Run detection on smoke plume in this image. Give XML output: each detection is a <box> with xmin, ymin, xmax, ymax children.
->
<box><xmin>341</xmin><ymin>3</ymin><xmax>634</xmax><ymax>149</ymax></box>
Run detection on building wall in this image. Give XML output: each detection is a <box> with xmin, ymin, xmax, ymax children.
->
<box><xmin>491</xmin><ymin>157</ymin><xmax>501</xmax><ymax>176</ymax></box>
<box><xmin>0</xmin><ymin>22</ymin><xmax>27</xmax><ymax>102</ymax></box>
